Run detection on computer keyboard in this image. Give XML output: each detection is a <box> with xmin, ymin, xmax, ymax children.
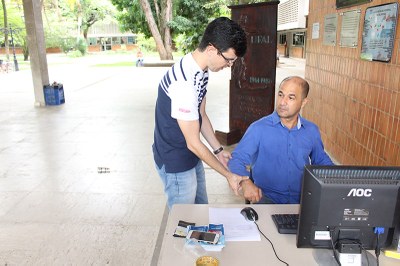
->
<box><xmin>271</xmin><ymin>214</ymin><xmax>299</xmax><ymax>234</ymax></box>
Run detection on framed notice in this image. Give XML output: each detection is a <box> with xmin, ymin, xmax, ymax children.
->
<box><xmin>340</xmin><ymin>9</ymin><xmax>361</xmax><ymax>47</ymax></box>
<box><xmin>337</xmin><ymin>0</ymin><xmax>372</xmax><ymax>9</ymax></box>
<box><xmin>361</xmin><ymin>3</ymin><xmax>398</xmax><ymax>62</ymax></box>
<box><xmin>312</xmin><ymin>23</ymin><xmax>320</xmax><ymax>39</ymax></box>
<box><xmin>323</xmin><ymin>14</ymin><xmax>338</xmax><ymax>46</ymax></box>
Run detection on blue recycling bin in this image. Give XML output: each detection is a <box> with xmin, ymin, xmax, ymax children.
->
<box><xmin>44</xmin><ymin>83</ymin><xmax>65</xmax><ymax>105</ymax></box>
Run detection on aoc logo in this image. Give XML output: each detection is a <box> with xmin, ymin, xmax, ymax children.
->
<box><xmin>347</xmin><ymin>188</ymin><xmax>372</xmax><ymax>197</ymax></box>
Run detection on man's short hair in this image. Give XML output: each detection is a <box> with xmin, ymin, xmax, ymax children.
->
<box><xmin>198</xmin><ymin>17</ymin><xmax>247</xmax><ymax>57</ymax></box>
<box><xmin>279</xmin><ymin>76</ymin><xmax>310</xmax><ymax>99</ymax></box>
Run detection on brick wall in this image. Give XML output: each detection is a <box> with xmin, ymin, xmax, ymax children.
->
<box><xmin>304</xmin><ymin>0</ymin><xmax>400</xmax><ymax>166</ymax></box>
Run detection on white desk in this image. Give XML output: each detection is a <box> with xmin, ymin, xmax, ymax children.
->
<box><xmin>157</xmin><ymin>204</ymin><xmax>399</xmax><ymax>266</ymax></box>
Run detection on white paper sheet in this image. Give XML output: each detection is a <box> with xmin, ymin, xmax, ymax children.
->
<box><xmin>209</xmin><ymin>207</ymin><xmax>261</xmax><ymax>241</ymax></box>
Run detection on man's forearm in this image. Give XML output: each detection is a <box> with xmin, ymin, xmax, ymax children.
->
<box><xmin>200</xmin><ymin>113</ymin><xmax>221</xmax><ymax>151</ymax></box>
<box><xmin>188</xmin><ymin>141</ymin><xmax>231</xmax><ymax>178</ymax></box>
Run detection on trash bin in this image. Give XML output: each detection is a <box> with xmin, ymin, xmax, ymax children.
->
<box><xmin>43</xmin><ymin>83</ymin><xmax>65</xmax><ymax>105</ymax></box>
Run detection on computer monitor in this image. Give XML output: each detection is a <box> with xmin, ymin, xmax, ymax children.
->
<box><xmin>297</xmin><ymin>165</ymin><xmax>400</xmax><ymax>250</ymax></box>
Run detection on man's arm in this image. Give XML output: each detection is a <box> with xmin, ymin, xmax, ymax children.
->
<box><xmin>227</xmin><ymin>122</ymin><xmax>263</xmax><ymax>202</ymax></box>
<box><xmin>177</xmin><ymin>118</ymin><xmax>246</xmax><ymax>195</ymax></box>
<box><xmin>198</xmin><ymin>98</ymin><xmax>230</xmax><ymax>168</ymax></box>
<box><xmin>311</xmin><ymin>128</ymin><xmax>334</xmax><ymax>165</ymax></box>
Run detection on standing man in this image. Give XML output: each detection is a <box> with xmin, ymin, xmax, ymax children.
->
<box><xmin>229</xmin><ymin>76</ymin><xmax>334</xmax><ymax>204</ymax></box>
<box><xmin>153</xmin><ymin>17</ymin><xmax>248</xmax><ymax>209</ymax></box>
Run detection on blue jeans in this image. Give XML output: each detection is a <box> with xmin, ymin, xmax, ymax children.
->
<box><xmin>156</xmin><ymin>160</ymin><xmax>208</xmax><ymax>209</ymax></box>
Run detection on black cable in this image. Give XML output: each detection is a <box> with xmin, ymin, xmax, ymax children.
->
<box><xmin>329</xmin><ymin>229</ymin><xmax>341</xmax><ymax>266</ymax></box>
<box><xmin>361</xmin><ymin>246</ymin><xmax>370</xmax><ymax>266</ymax></box>
<box><xmin>254</xmin><ymin>221</ymin><xmax>289</xmax><ymax>266</ymax></box>
<box><xmin>375</xmin><ymin>233</ymin><xmax>380</xmax><ymax>266</ymax></box>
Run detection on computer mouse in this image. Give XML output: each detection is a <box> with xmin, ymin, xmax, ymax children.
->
<box><xmin>240</xmin><ymin>207</ymin><xmax>258</xmax><ymax>222</ymax></box>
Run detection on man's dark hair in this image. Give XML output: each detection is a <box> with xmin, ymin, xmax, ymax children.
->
<box><xmin>198</xmin><ymin>17</ymin><xmax>247</xmax><ymax>57</ymax></box>
<box><xmin>280</xmin><ymin>76</ymin><xmax>310</xmax><ymax>99</ymax></box>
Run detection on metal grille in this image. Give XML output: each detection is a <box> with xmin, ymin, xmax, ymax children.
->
<box><xmin>312</xmin><ymin>168</ymin><xmax>400</xmax><ymax>185</ymax></box>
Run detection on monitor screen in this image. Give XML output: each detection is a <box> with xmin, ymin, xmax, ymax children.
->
<box><xmin>297</xmin><ymin>165</ymin><xmax>400</xmax><ymax>250</ymax></box>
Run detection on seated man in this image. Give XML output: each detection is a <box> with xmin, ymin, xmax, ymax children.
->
<box><xmin>228</xmin><ymin>76</ymin><xmax>334</xmax><ymax>204</ymax></box>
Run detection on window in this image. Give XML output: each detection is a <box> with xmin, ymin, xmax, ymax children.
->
<box><xmin>112</xmin><ymin>37</ymin><xmax>121</xmax><ymax>45</ymax></box>
<box><xmin>292</xmin><ymin>32</ymin><xmax>305</xmax><ymax>46</ymax></box>
<box><xmin>88</xmin><ymin>38</ymin><xmax>97</xmax><ymax>46</ymax></box>
<box><xmin>279</xmin><ymin>34</ymin><xmax>287</xmax><ymax>45</ymax></box>
<box><xmin>127</xmin><ymin>36</ymin><xmax>136</xmax><ymax>44</ymax></box>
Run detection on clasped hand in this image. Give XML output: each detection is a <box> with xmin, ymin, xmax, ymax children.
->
<box><xmin>239</xmin><ymin>179</ymin><xmax>262</xmax><ymax>203</ymax></box>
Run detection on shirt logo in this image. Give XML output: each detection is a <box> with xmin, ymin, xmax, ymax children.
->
<box><xmin>179</xmin><ymin>108</ymin><xmax>190</xmax><ymax>113</ymax></box>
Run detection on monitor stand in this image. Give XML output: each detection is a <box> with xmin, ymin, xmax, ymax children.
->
<box><xmin>312</xmin><ymin>249</ymin><xmax>377</xmax><ymax>266</ymax></box>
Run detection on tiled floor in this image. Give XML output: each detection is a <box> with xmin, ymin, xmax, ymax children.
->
<box><xmin>0</xmin><ymin>54</ymin><xmax>304</xmax><ymax>265</ymax></box>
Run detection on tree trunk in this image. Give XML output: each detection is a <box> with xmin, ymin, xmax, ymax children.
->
<box><xmin>139</xmin><ymin>0</ymin><xmax>168</xmax><ymax>60</ymax></box>
<box><xmin>153</xmin><ymin>0</ymin><xmax>161</xmax><ymax>30</ymax></box>
<box><xmin>161</xmin><ymin>0</ymin><xmax>173</xmax><ymax>60</ymax></box>
<box><xmin>1</xmin><ymin>0</ymin><xmax>10</xmax><ymax>60</ymax></box>
<box><xmin>23</xmin><ymin>39</ymin><xmax>29</xmax><ymax>61</ymax></box>
<box><xmin>83</xmin><ymin>27</ymin><xmax>88</xmax><ymax>40</ymax></box>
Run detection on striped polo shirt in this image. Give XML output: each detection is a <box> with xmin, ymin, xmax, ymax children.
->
<box><xmin>153</xmin><ymin>53</ymin><xmax>209</xmax><ymax>173</ymax></box>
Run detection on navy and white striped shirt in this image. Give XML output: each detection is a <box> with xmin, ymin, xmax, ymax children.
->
<box><xmin>153</xmin><ymin>53</ymin><xmax>209</xmax><ymax>172</ymax></box>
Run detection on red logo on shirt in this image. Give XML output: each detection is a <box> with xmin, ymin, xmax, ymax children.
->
<box><xmin>179</xmin><ymin>108</ymin><xmax>190</xmax><ymax>113</ymax></box>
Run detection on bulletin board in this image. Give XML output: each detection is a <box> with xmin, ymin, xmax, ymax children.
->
<box><xmin>360</xmin><ymin>3</ymin><xmax>398</xmax><ymax>62</ymax></box>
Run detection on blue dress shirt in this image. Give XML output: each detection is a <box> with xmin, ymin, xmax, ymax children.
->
<box><xmin>228</xmin><ymin>111</ymin><xmax>333</xmax><ymax>204</ymax></box>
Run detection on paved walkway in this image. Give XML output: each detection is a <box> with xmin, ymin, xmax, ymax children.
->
<box><xmin>0</xmin><ymin>53</ymin><xmax>304</xmax><ymax>265</ymax></box>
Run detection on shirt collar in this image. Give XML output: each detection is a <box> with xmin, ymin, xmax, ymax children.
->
<box><xmin>272</xmin><ymin>111</ymin><xmax>303</xmax><ymax>130</ymax></box>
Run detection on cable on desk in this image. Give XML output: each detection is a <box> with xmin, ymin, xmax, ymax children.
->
<box><xmin>254</xmin><ymin>221</ymin><xmax>289</xmax><ymax>266</ymax></box>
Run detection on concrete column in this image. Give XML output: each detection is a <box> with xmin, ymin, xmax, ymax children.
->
<box><xmin>22</xmin><ymin>0</ymin><xmax>49</xmax><ymax>107</ymax></box>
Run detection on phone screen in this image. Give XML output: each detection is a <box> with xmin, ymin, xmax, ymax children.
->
<box><xmin>188</xmin><ymin>231</ymin><xmax>218</xmax><ymax>243</ymax></box>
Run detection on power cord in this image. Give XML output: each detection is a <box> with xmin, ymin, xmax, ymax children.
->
<box><xmin>254</xmin><ymin>221</ymin><xmax>289</xmax><ymax>266</ymax></box>
<box><xmin>361</xmin><ymin>246</ymin><xmax>370</xmax><ymax>266</ymax></box>
<box><xmin>374</xmin><ymin>227</ymin><xmax>384</xmax><ymax>266</ymax></box>
<box><xmin>329</xmin><ymin>229</ymin><xmax>342</xmax><ymax>266</ymax></box>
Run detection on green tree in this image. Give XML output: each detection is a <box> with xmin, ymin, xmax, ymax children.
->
<box><xmin>77</xmin><ymin>0</ymin><xmax>115</xmax><ymax>40</ymax></box>
<box><xmin>110</xmin><ymin>0</ymin><xmax>270</xmax><ymax>58</ymax></box>
<box><xmin>1</xmin><ymin>0</ymin><xmax>10</xmax><ymax>60</ymax></box>
<box><xmin>112</xmin><ymin>0</ymin><xmax>173</xmax><ymax>60</ymax></box>
<box><xmin>169</xmin><ymin>0</ymin><xmax>226</xmax><ymax>54</ymax></box>
<box><xmin>0</xmin><ymin>1</ymin><xmax>26</xmax><ymax>60</ymax></box>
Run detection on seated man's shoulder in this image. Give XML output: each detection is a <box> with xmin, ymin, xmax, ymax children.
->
<box><xmin>251</xmin><ymin>115</ymin><xmax>275</xmax><ymax>128</ymax></box>
<box><xmin>301</xmin><ymin>117</ymin><xmax>319</xmax><ymax>128</ymax></box>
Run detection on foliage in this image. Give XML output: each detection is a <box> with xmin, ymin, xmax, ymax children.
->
<box><xmin>68</xmin><ymin>49</ymin><xmax>83</xmax><ymax>57</ymax></box>
<box><xmin>60</xmin><ymin>37</ymin><xmax>76</xmax><ymax>54</ymax></box>
<box><xmin>170</xmin><ymin>0</ymin><xmax>225</xmax><ymax>53</ymax></box>
<box><xmin>3</xmin><ymin>0</ymin><xmax>272</xmax><ymax>58</ymax></box>
<box><xmin>136</xmin><ymin>33</ymin><xmax>156</xmax><ymax>52</ymax></box>
<box><xmin>76</xmin><ymin>0</ymin><xmax>116</xmax><ymax>38</ymax></box>
<box><xmin>0</xmin><ymin>3</ymin><xmax>25</xmax><ymax>46</ymax></box>
<box><xmin>45</xmin><ymin>23</ymin><xmax>75</xmax><ymax>49</ymax></box>
<box><xmin>111</xmin><ymin>0</ymin><xmax>151</xmax><ymax>37</ymax></box>
<box><xmin>111</xmin><ymin>0</ymin><xmax>231</xmax><ymax>54</ymax></box>
<box><xmin>75</xmin><ymin>38</ymin><xmax>87</xmax><ymax>55</ymax></box>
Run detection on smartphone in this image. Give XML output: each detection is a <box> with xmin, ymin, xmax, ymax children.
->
<box><xmin>186</xmin><ymin>230</ymin><xmax>220</xmax><ymax>245</ymax></box>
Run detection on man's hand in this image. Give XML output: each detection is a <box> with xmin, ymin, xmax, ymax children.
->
<box><xmin>241</xmin><ymin>179</ymin><xmax>262</xmax><ymax>203</ymax></box>
<box><xmin>226</xmin><ymin>173</ymin><xmax>248</xmax><ymax>196</ymax></box>
<box><xmin>216</xmin><ymin>150</ymin><xmax>231</xmax><ymax>169</ymax></box>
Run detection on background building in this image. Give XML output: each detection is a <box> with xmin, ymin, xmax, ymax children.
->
<box><xmin>277</xmin><ymin>0</ymin><xmax>309</xmax><ymax>58</ymax></box>
<box><xmin>87</xmin><ymin>21</ymin><xmax>137</xmax><ymax>52</ymax></box>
